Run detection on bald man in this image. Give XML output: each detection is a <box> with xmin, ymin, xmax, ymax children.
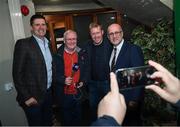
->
<box><xmin>107</xmin><ymin>23</ymin><xmax>144</xmax><ymax>126</ymax></box>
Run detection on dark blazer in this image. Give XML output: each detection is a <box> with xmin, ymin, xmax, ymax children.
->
<box><xmin>115</xmin><ymin>41</ymin><xmax>144</xmax><ymax>102</ymax></box>
<box><xmin>13</xmin><ymin>36</ymin><xmax>54</xmax><ymax>105</ymax></box>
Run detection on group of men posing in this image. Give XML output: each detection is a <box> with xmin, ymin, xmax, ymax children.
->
<box><xmin>13</xmin><ymin>14</ymin><xmax>144</xmax><ymax>126</ymax></box>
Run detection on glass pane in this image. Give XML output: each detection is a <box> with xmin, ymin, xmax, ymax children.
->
<box><xmin>73</xmin><ymin>15</ymin><xmax>93</xmax><ymax>47</ymax></box>
<box><xmin>54</xmin><ymin>28</ymin><xmax>65</xmax><ymax>44</ymax></box>
<box><xmin>97</xmin><ymin>12</ymin><xmax>117</xmax><ymax>34</ymax></box>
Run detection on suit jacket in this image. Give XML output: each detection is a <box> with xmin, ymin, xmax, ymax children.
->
<box><xmin>13</xmin><ymin>36</ymin><xmax>54</xmax><ymax>105</ymax></box>
<box><xmin>115</xmin><ymin>41</ymin><xmax>144</xmax><ymax>102</ymax></box>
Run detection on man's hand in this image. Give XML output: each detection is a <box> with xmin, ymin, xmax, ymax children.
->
<box><xmin>25</xmin><ymin>97</ymin><xmax>38</xmax><ymax>107</ymax></box>
<box><xmin>146</xmin><ymin>60</ymin><xmax>180</xmax><ymax>104</ymax></box>
<box><xmin>65</xmin><ymin>77</ymin><xmax>73</xmax><ymax>85</ymax></box>
<box><xmin>77</xmin><ymin>82</ymin><xmax>83</xmax><ymax>88</ymax></box>
<box><xmin>97</xmin><ymin>72</ymin><xmax>126</xmax><ymax>125</ymax></box>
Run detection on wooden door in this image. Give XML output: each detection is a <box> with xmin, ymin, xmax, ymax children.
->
<box><xmin>45</xmin><ymin>15</ymin><xmax>73</xmax><ymax>53</ymax></box>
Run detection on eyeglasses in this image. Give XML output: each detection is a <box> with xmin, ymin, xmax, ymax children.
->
<box><xmin>108</xmin><ymin>31</ymin><xmax>122</xmax><ymax>37</ymax></box>
<box><xmin>65</xmin><ymin>38</ymin><xmax>77</xmax><ymax>41</ymax></box>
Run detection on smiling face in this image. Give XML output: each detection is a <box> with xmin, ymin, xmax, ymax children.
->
<box><xmin>107</xmin><ymin>24</ymin><xmax>123</xmax><ymax>46</ymax></box>
<box><xmin>31</xmin><ymin>18</ymin><xmax>47</xmax><ymax>39</ymax></box>
<box><xmin>64</xmin><ymin>30</ymin><xmax>77</xmax><ymax>52</ymax></box>
<box><xmin>90</xmin><ymin>26</ymin><xmax>104</xmax><ymax>45</ymax></box>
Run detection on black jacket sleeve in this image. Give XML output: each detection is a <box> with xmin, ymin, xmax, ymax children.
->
<box><xmin>174</xmin><ymin>100</ymin><xmax>180</xmax><ymax>110</ymax></box>
<box><xmin>91</xmin><ymin>115</ymin><xmax>121</xmax><ymax>126</ymax></box>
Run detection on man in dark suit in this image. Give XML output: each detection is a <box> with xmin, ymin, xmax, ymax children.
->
<box><xmin>107</xmin><ymin>23</ymin><xmax>144</xmax><ymax>125</ymax></box>
<box><xmin>13</xmin><ymin>14</ymin><xmax>54</xmax><ymax>126</ymax></box>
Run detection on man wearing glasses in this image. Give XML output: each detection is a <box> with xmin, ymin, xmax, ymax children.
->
<box><xmin>107</xmin><ymin>23</ymin><xmax>144</xmax><ymax>126</ymax></box>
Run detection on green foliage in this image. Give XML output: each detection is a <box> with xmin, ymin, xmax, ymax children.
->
<box><xmin>131</xmin><ymin>20</ymin><xmax>176</xmax><ymax>125</ymax></box>
<box><xmin>131</xmin><ymin>20</ymin><xmax>175</xmax><ymax>72</ymax></box>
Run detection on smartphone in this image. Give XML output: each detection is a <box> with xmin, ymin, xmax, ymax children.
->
<box><xmin>115</xmin><ymin>65</ymin><xmax>157</xmax><ymax>90</ymax></box>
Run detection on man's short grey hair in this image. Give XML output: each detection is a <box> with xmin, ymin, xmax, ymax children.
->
<box><xmin>63</xmin><ymin>29</ymin><xmax>77</xmax><ymax>40</ymax></box>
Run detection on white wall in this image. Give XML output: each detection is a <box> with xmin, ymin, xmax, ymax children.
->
<box><xmin>0</xmin><ymin>0</ymin><xmax>35</xmax><ymax>125</ymax></box>
<box><xmin>20</xmin><ymin>0</ymin><xmax>35</xmax><ymax>37</ymax></box>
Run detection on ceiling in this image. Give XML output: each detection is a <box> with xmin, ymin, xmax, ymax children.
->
<box><xmin>32</xmin><ymin>0</ymin><xmax>105</xmax><ymax>14</ymax></box>
<box><xmin>97</xmin><ymin>0</ymin><xmax>173</xmax><ymax>26</ymax></box>
<box><xmin>32</xmin><ymin>0</ymin><xmax>173</xmax><ymax>26</ymax></box>
<box><xmin>32</xmin><ymin>0</ymin><xmax>101</xmax><ymax>6</ymax></box>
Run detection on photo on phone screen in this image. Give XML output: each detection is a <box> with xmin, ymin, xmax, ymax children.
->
<box><xmin>115</xmin><ymin>65</ymin><xmax>156</xmax><ymax>90</ymax></box>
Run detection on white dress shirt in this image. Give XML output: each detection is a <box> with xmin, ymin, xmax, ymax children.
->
<box><xmin>33</xmin><ymin>35</ymin><xmax>52</xmax><ymax>89</ymax></box>
<box><xmin>109</xmin><ymin>39</ymin><xmax>124</xmax><ymax>70</ymax></box>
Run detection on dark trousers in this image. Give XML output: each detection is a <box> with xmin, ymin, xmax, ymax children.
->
<box><xmin>61</xmin><ymin>93</ymin><xmax>82</xmax><ymax>126</ymax></box>
<box><xmin>88</xmin><ymin>80</ymin><xmax>110</xmax><ymax>122</ymax></box>
<box><xmin>22</xmin><ymin>89</ymin><xmax>53</xmax><ymax>126</ymax></box>
<box><xmin>122</xmin><ymin>102</ymin><xmax>143</xmax><ymax>126</ymax></box>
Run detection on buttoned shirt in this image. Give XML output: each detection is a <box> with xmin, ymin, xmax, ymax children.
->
<box><xmin>109</xmin><ymin>39</ymin><xmax>124</xmax><ymax>70</ymax></box>
<box><xmin>33</xmin><ymin>35</ymin><xmax>52</xmax><ymax>89</ymax></box>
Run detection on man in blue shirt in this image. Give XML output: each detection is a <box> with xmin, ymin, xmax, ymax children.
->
<box><xmin>13</xmin><ymin>14</ymin><xmax>54</xmax><ymax>126</ymax></box>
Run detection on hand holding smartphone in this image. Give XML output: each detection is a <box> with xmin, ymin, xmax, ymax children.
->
<box><xmin>115</xmin><ymin>65</ymin><xmax>157</xmax><ymax>90</ymax></box>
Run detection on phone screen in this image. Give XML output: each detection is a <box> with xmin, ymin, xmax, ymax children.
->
<box><xmin>115</xmin><ymin>65</ymin><xmax>156</xmax><ymax>90</ymax></box>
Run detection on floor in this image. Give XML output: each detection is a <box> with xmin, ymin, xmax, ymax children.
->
<box><xmin>52</xmin><ymin>100</ymin><xmax>91</xmax><ymax>126</ymax></box>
